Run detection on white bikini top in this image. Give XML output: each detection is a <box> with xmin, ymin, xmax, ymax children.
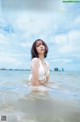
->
<box><xmin>38</xmin><ymin>59</ymin><xmax>49</xmax><ymax>81</ymax></box>
<box><xmin>29</xmin><ymin>58</ymin><xmax>49</xmax><ymax>81</ymax></box>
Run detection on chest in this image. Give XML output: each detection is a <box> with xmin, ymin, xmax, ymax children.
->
<box><xmin>38</xmin><ymin>61</ymin><xmax>47</xmax><ymax>76</ymax></box>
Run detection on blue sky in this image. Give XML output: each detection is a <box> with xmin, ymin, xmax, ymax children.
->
<box><xmin>0</xmin><ymin>0</ymin><xmax>80</xmax><ymax>71</ymax></box>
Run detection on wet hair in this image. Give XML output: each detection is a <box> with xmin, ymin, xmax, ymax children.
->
<box><xmin>31</xmin><ymin>39</ymin><xmax>48</xmax><ymax>59</ymax></box>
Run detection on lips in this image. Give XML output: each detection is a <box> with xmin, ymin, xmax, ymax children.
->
<box><xmin>41</xmin><ymin>48</ymin><xmax>44</xmax><ymax>51</ymax></box>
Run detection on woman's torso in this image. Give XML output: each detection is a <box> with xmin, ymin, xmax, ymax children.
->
<box><xmin>29</xmin><ymin>58</ymin><xmax>49</xmax><ymax>82</ymax></box>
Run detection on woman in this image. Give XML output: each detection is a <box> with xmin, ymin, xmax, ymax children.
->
<box><xmin>29</xmin><ymin>39</ymin><xmax>50</xmax><ymax>86</ymax></box>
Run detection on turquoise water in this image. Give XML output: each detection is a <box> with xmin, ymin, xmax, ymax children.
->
<box><xmin>0</xmin><ymin>70</ymin><xmax>80</xmax><ymax>122</ymax></box>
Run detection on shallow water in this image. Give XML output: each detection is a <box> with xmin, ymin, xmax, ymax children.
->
<box><xmin>0</xmin><ymin>70</ymin><xmax>80</xmax><ymax>122</ymax></box>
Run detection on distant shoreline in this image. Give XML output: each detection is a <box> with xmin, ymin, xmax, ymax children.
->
<box><xmin>0</xmin><ymin>67</ymin><xmax>64</xmax><ymax>72</ymax></box>
<box><xmin>0</xmin><ymin>69</ymin><xmax>64</xmax><ymax>72</ymax></box>
<box><xmin>0</xmin><ymin>69</ymin><xmax>30</xmax><ymax>71</ymax></box>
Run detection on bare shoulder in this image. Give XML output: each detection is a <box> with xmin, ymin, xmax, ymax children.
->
<box><xmin>32</xmin><ymin>58</ymin><xmax>39</xmax><ymax>63</ymax></box>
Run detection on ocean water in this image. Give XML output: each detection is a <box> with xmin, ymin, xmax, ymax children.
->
<box><xmin>0</xmin><ymin>70</ymin><xmax>80</xmax><ymax>122</ymax></box>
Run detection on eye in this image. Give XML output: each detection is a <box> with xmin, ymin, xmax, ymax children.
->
<box><xmin>42</xmin><ymin>43</ymin><xmax>44</xmax><ymax>46</ymax></box>
<box><xmin>36</xmin><ymin>44</ymin><xmax>40</xmax><ymax>47</ymax></box>
<box><xmin>36</xmin><ymin>41</ymin><xmax>44</xmax><ymax>47</ymax></box>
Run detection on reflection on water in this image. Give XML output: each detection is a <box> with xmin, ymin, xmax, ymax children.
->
<box><xmin>0</xmin><ymin>86</ymin><xmax>80</xmax><ymax>122</ymax></box>
<box><xmin>16</xmin><ymin>89</ymin><xmax>80</xmax><ymax>122</ymax></box>
<box><xmin>0</xmin><ymin>71</ymin><xmax>80</xmax><ymax>122</ymax></box>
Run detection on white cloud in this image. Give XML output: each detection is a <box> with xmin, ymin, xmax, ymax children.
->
<box><xmin>20</xmin><ymin>42</ymin><xmax>32</xmax><ymax>48</ymax></box>
<box><xmin>13</xmin><ymin>14</ymin><xmax>52</xmax><ymax>34</ymax></box>
<box><xmin>0</xmin><ymin>52</ymin><xmax>28</xmax><ymax>57</ymax></box>
<box><xmin>54</xmin><ymin>30</ymin><xmax>80</xmax><ymax>55</ymax></box>
<box><xmin>73</xmin><ymin>15</ymin><xmax>80</xmax><ymax>24</ymax></box>
<box><xmin>0</xmin><ymin>56</ymin><xmax>21</xmax><ymax>65</ymax></box>
<box><xmin>59</xmin><ymin>45</ymin><xmax>74</xmax><ymax>54</ymax></box>
<box><xmin>68</xmin><ymin>30</ymin><xmax>80</xmax><ymax>45</ymax></box>
<box><xmin>50</xmin><ymin>58</ymin><xmax>72</xmax><ymax>63</ymax></box>
<box><xmin>54</xmin><ymin>34</ymin><xmax>68</xmax><ymax>45</ymax></box>
<box><xmin>0</xmin><ymin>33</ymin><xmax>7</xmax><ymax>43</ymax></box>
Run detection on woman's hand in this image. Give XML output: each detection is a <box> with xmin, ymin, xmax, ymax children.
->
<box><xmin>32</xmin><ymin>81</ymin><xmax>40</xmax><ymax>86</ymax></box>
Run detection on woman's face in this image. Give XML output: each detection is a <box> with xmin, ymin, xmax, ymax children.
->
<box><xmin>36</xmin><ymin>41</ymin><xmax>45</xmax><ymax>55</ymax></box>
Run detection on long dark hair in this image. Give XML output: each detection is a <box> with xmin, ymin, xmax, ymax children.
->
<box><xmin>31</xmin><ymin>39</ymin><xmax>48</xmax><ymax>59</ymax></box>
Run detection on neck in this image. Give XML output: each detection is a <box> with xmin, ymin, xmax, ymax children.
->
<box><xmin>38</xmin><ymin>55</ymin><xmax>44</xmax><ymax>61</ymax></box>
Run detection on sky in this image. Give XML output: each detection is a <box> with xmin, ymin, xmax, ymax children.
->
<box><xmin>0</xmin><ymin>0</ymin><xmax>80</xmax><ymax>71</ymax></box>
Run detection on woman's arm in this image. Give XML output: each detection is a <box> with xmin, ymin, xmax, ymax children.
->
<box><xmin>31</xmin><ymin>58</ymin><xmax>40</xmax><ymax>86</ymax></box>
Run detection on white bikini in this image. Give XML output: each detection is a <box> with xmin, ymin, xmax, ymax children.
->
<box><xmin>29</xmin><ymin>59</ymin><xmax>49</xmax><ymax>82</ymax></box>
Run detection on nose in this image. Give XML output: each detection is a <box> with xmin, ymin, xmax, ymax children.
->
<box><xmin>40</xmin><ymin>44</ymin><xmax>43</xmax><ymax>47</ymax></box>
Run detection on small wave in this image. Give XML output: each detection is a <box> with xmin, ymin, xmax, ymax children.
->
<box><xmin>0</xmin><ymin>85</ymin><xmax>29</xmax><ymax>91</ymax></box>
